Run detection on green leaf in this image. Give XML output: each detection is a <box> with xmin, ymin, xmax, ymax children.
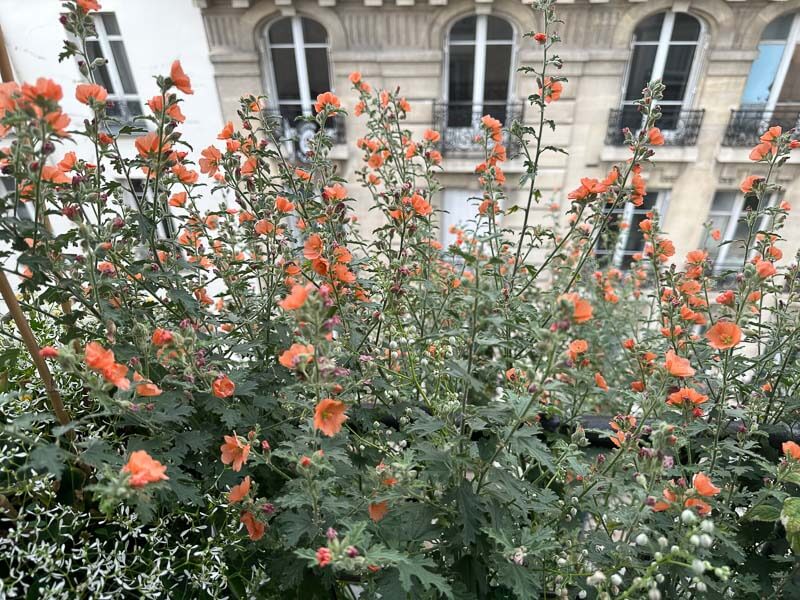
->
<box><xmin>25</xmin><ymin>444</ymin><xmax>68</xmax><ymax>478</ymax></box>
<box><xmin>781</xmin><ymin>497</ymin><xmax>800</xmax><ymax>552</ymax></box>
<box><xmin>745</xmin><ymin>503</ymin><xmax>781</xmax><ymax>522</ymax></box>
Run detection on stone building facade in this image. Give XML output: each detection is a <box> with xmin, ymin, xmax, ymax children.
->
<box><xmin>197</xmin><ymin>0</ymin><xmax>800</xmax><ymax>269</ymax></box>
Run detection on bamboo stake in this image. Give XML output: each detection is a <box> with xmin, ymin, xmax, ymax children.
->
<box><xmin>0</xmin><ymin>24</ymin><xmax>71</xmax><ymax>428</ymax></box>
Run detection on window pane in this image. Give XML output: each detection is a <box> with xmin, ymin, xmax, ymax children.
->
<box><xmin>305</xmin><ymin>48</ymin><xmax>330</xmax><ymax>99</ymax></box>
<box><xmin>777</xmin><ymin>45</ymin><xmax>800</xmax><ymax>105</ymax></box>
<box><xmin>624</xmin><ymin>45</ymin><xmax>658</xmax><ymax>101</ymax></box>
<box><xmin>110</xmin><ymin>41</ymin><xmax>136</xmax><ymax>94</ymax></box>
<box><xmin>448</xmin><ymin>45</ymin><xmax>474</xmax><ymax>103</ymax></box>
<box><xmin>634</xmin><ymin>13</ymin><xmax>664</xmax><ymax>42</ymax></box>
<box><xmin>661</xmin><ymin>44</ymin><xmax>696</xmax><ymax>102</ymax></box>
<box><xmin>269</xmin><ymin>18</ymin><xmax>294</xmax><ymax>44</ymax></box>
<box><xmin>483</xmin><ymin>45</ymin><xmax>510</xmax><ymax>102</ymax></box>
<box><xmin>671</xmin><ymin>13</ymin><xmax>700</xmax><ymax>42</ymax></box>
<box><xmin>86</xmin><ymin>40</ymin><xmax>114</xmax><ymax>93</ymax></box>
<box><xmin>741</xmin><ymin>42</ymin><xmax>786</xmax><ymax>105</ymax></box>
<box><xmin>302</xmin><ymin>18</ymin><xmax>327</xmax><ymax>44</ymax></box>
<box><xmin>271</xmin><ymin>48</ymin><xmax>300</xmax><ymax>101</ymax></box>
<box><xmin>711</xmin><ymin>191</ymin><xmax>738</xmax><ymax>213</ymax></box>
<box><xmin>101</xmin><ymin>13</ymin><xmax>120</xmax><ymax>35</ymax></box>
<box><xmin>763</xmin><ymin>14</ymin><xmax>794</xmax><ymax>41</ymax></box>
<box><xmin>450</xmin><ymin>16</ymin><xmax>477</xmax><ymax>42</ymax></box>
<box><xmin>486</xmin><ymin>16</ymin><xmax>512</xmax><ymax>41</ymax></box>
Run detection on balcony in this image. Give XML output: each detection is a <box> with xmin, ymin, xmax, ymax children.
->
<box><xmin>723</xmin><ymin>107</ymin><xmax>800</xmax><ymax>146</ymax></box>
<box><xmin>433</xmin><ymin>101</ymin><xmax>524</xmax><ymax>157</ymax></box>
<box><xmin>263</xmin><ymin>104</ymin><xmax>346</xmax><ymax>163</ymax></box>
<box><xmin>605</xmin><ymin>106</ymin><xmax>704</xmax><ymax>146</ymax></box>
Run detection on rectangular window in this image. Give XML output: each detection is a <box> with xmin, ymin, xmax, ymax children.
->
<box><xmin>440</xmin><ymin>189</ymin><xmax>484</xmax><ymax>248</ymax></box>
<box><xmin>705</xmin><ymin>190</ymin><xmax>774</xmax><ymax>274</ymax></box>
<box><xmin>120</xmin><ymin>179</ymin><xmax>174</xmax><ymax>240</ymax></box>
<box><xmin>595</xmin><ymin>190</ymin><xmax>669</xmax><ymax>270</ymax></box>
<box><xmin>85</xmin><ymin>13</ymin><xmax>142</xmax><ymax>123</ymax></box>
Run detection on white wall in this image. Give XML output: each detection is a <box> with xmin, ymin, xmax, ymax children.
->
<box><xmin>0</xmin><ymin>0</ymin><xmax>225</xmax><ymax>203</ymax></box>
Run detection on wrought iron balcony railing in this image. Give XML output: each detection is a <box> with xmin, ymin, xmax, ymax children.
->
<box><xmin>723</xmin><ymin>107</ymin><xmax>800</xmax><ymax>146</ymax></box>
<box><xmin>263</xmin><ymin>104</ymin><xmax>346</xmax><ymax>163</ymax></box>
<box><xmin>433</xmin><ymin>101</ymin><xmax>524</xmax><ymax>157</ymax></box>
<box><xmin>605</xmin><ymin>106</ymin><xmax>704</xmax><ymax>146</ymax></box>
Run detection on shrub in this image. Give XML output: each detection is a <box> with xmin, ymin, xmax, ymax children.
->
<box><xmin>1</xmin><ymin>0</ymin><xmax>799</xmax><ymax>598</ymax></box>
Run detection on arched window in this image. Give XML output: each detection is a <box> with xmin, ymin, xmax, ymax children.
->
<box><xmin>444</xmin><ymin>15</ymin><xmax>515</xmax><ymax>128</ymax></box>
<box><xmin>620</xmin><ymin>11</ymin><xmax>702</xmax><ymax>132</ymax></box>
<box><xmin>741</xmin><ymin>14</ymin><xmax>800</xmax><ymax>110</ymax></box>
<box><xmin>264</xmin><ymin>16</ymin><xmax>331</xmax><ymax>123</ymax></box>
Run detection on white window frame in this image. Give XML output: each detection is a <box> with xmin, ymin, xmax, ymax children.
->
<box><xmin>765</xmin><ymin>13</ymin><xmax>800</xmax><ymax>111</ymax></box>
<box><xmin>596</xmin><ymin>190</ymin><xmax>670</xmax><ymax>269</ymax></box>
<box><xmin>87</xmin><ymin>14</ymin><xmax>139</xmax><ymax>111</ymax></box>
<box><xmin>262</xmin><ymin>16</ymin><xmax>332</xmax><ymax>117</ymax></box>
<box><xmin>620</xmin><ymin>11</ymin><xmax>705</xmax><ymax>123</ymax></box>
<box><xmin>119</xmin><ymin>179</ymin><xmax>174</xmax><ymax>241</ymax></box>
<box><xmin>443</xmin><ymin>14</ymin><xmax>516</xmax><ymax>124</ymax></box>
<box><xmin>708</xmin><ymin>191</ymin><xmax>777</xmax><ymax>274</ymax></box>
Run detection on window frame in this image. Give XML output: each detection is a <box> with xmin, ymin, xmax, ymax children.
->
<box><xmin>86</xmin><ymin>13</ymin><xmax>140</xmax><ymax>115</ymax></box>
<box><xmin>119</xmin><ymin>179</ymin><xmax>175</xmax><ymax>241</ymax></box>
<box><xmin>442</xmin><ymin>14</ymin><xmax>517</xmax><ymax>122</ymax></box>
<box><xmin>260</xmin><ymin>15</ymin><xmax>333</xmax><ymax>117</ymax></box>
<box><xmin>763</xmin><ymin>13</ymin><xmax>800</xmax><ymax>111</ymax></box>
<box><xmin>595</xmin><ymin>190</ymin><xmax>671</xmax><ymax>270</ymax></box>
<box><xmin>706</xmin><ymin>190</ymin><xmax>777</xmax><ymax>274</ymax></box>
<box><xmin>619</xmin><ymin>11</ymin><xmax>705</xmax><ymax>119</ymax></box>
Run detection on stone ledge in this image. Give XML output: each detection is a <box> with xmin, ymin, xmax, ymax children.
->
<box><xmin>600</xmin><ymin>145</ymin><xmax>699</xmax><ymax>163</ymax></box>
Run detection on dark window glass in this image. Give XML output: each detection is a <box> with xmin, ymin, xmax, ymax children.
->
<box><xmin>624</xmin><ymin>45</ymin><xmax>658</xmax><ymax>101</ymax></box>
<box><xmin>661</xmin><ymin>44</ymin><xmax>696</xmax><ymax>101</ymax></box>
<box><xmin>448</xmin><ymin>44</ymin><xmax>474</xmax><ymax>127</ymax></box>
<box><xmin>86</xmin><ymin>41</ymin><xmax>114</xmax><ymax>93</ymax></box>
<box><xmin>101</xmin><ymin>13</ymin><xmax>120</xmax><ymax>35</ymax></box>
<box><xmin>777</xmin><ymin>46</ymin><xmax>800</xmax><ymax>105</ymax></box>
<box><xmin>671</xmin><ymin>13</ymin><xmax>701</xmax><ymax>42</ymax></box>
<box><xmin>302</xmin><ymin>18</ymin><xmax>327</xmax><ymax>44</ymax></box>
<box><xmin>763</xmin><ymin>14</ymin><xmax>793</xmax><ymax>41</ymax></box>
<box><xmin>269</xmin><ymin>18</ymin><xmax>294</xmax><ymax>45</ymax></box>
<box><xmin>305</xmin><ymin>48</ymin><xmax>331</xmax><ymax>100</ymax></box>
<box><xmin>634</xmin><ymin>13</ymin><xmax>664</xmax><ymax>42</ymax></box>
<box><xmin>483</xmin><ymin>45</ymin><xmax>511</xmax><ymax>102</ymax></box>
<box><xmin>271</xmin><ymin>48</ymin><xmax>300</xmax><ymax>101</ymax></box>
<box><xmin>450</xmin><ymin>16</ymin><xmax>477</xmax><ymax>42</ymax></box>
<box><xmin>486</xmin><ymin>16</ymin><xmax>512</xmax><ymax>41</ymax></box>
<box><xmin>110</xmin><ymin>41</ymin><xmax>136</xmax><ymax>94</ymax></box>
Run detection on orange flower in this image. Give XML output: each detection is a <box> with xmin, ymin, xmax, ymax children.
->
<box><xmin>756</xmin><ymin>260</ymin><xmax>776</xmax><ymax>279</ymax></box>
<box><xmin>706</xmin><ymin>321</ymin><xmax>741</xmax><ymax>350</ymax></box>
<box><xmin>278</xmin><ymin>343</ymin><xmax>315</xmax><ymax>370</ymax></box>
<box><xmin>135</xmin><ymin>132</ymin><xmax>166</xmax><ymax>157</ymax></box>
<box><xmin>667</xmin><ymin>387</ymin><xmax>708</xmax><ymax>407</ymax></box>
<box><xmin>653</xmin><ymin>487</ymin><xmax>677</xmax><ymax>512</ymax></box>
<box><xmin>152</xmin><ymin>328</ymin><xmax>173</xmax><ymax>346</ymax></box>
<box><xmin>85</xmin><ymin>341</ymin><xmax>115</xmax><ymax>372</ymax></box>
<box><xmin>172</xmin><ymin>164</ymin><xmax>199</xmax><ymax>184</ymax></box>
<box><xmin>77</xmin><ymin>0</ymin><xmax>102</xmax><ymax>11</ymax></box>
<box><xmin>218</xmin><ymin>121</ymin><xmax>234</xmax><ymax>139</ymax></box>
<box><xmin>782</xmin><ymin>441</ymin><xmax>800</xmax><ymax>460</ymax></box>
<box><xmin>424</xmin><ymin>129</ymin><xmax>441</xmax><ymax>143</ymax></box>
<box><xmin>568</xmin><ymin>339</ymin><xmax>588</xmax><ymax>362</ymax></box>
<box><xmin>648</xmin><ymin>127</ymin><xmax>664</xmax><ymax>146</ymax></box>
<box><xmin>303</xmin><ymin>234</ymin><xmax>324</xmax><ymax>260</ymax></box>
<box><xmin>168</xmin><ymin>192</ymin><xmax>187</xmax><ymax>207</ymax></box>
<box><xmin>314</xmin><ymin>398</ymin><xmax>348</xmax><ymax>437</ymax></box>
<box><xmin>409</xmin><ymin>193</ymin><xmax>432</xmax><ymax>217</ymax></box>
<box><xmin>199</xmin><ymin>145</ymin><xmax>222</xmax><ymax>176</ymax></box>
<box><xmin>75</xmin><ymin>83</ymin><xmax>108</xmax><ymax>105</ymax></box>
<box><xmin>228</xmin><ymin>475</ymin><xmax>251</xmax><ymax>504</ymax></box>
<box><xmin>275</xmin><ymin>195</ymin><xmax>294</xmax><ymax>212</ymax></box>
<box><xmin>136</xmin><ymin>382</ymin><xmax>163</xmax><ymax>397</ymax></box>
<box><xmin>122</xmin><ymin>450</ymin><xmax>169</xmax><ymax>487</ymax></box>
<box><xmin>664</xmin><ymin>350</ymin><xmax>695</xmax><ymax>378</ymax></box>
<box><xmin>369</xmin><ymin>500</ymin><xmax>389</xmax><ymax>522</ymax></box>
<box><xmin>213</xmin><ymin>375</ymin><xmax>236</xmax><ymax>398</ymax></box>
<box><xmin>220</xmin><ymin>434</ymin><xmax>251</xmax><ymax>472</ymax></box>
<box><xmin>561</xmin><ymin>293</ymin><xmax>593</xmax><ymax>323</ymax></box>
<box><xmin>692</xmin><ymin>472</ymin><xmax>720</xmax><ymax>497</ymax></box>
<box><xmin>594</xmin><ymin>373</ymin><xmax>609</xmax><ymax>391</ymax></box>
<box><xmin>240</xmin><ymin>510</ymin><xmax>265</xmax><ymax>541</ymax></box>
<box><xmin>684</xmin><ymin>498</ymin><xmax>711</xmax><ymax>516</ymax></box>
<box><xmin>314</xmin><ymin>91</ymin><xmax>340</xmax><ymax>113</ymax></box>
<box><xmin>170</xmin><ymin>60</ymin><xmax>194</xmax><ymax>94</ymax></box>
<box><xmin>740</xmin><ymin>174</ymin><xmax>763</xmax><ymax>194</ymax></box>
<box><xmin>22</xmin><ymin>77</ymin><xmax>62</xmax><ymax>102</ymax></box>
<box><xmin>279</xmin><ymin>284</ymin><xmax>310</xmax><ymax>311</ymax></box>
<box><xmin>568</xmin><ymin>177</ymin><xmax>607</xmax><ymax>201</ymax></box>
<box><xmin>749</xmin><ymin>140</ymin><xmax>772</xmax><ymax>162</ymax></box>
<box><xmin>540</xmin><ymin>77</ymin><xmax>562</xmax><ymax>103</ymax></box>
<box><xmin>41</xmin><ymin>166</ymin><xmax>70</xmax><ymax>184</ymax></box>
